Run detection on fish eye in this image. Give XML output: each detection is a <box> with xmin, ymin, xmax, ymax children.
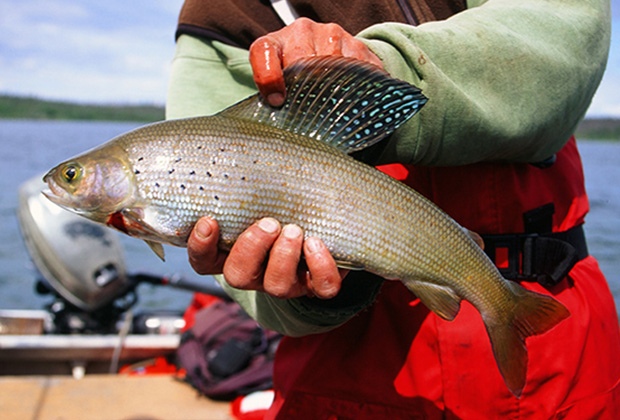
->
<box><xmin>62</xmin><ymin>164</ymin><xmax>82</xmax><ymax>184</ymax></box>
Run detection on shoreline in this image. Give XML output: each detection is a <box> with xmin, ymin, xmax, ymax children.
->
<box><xmin>0</xmin><ymin>95</ymin><xmax>164</xmax><ymax>123</ymax></box>
<box><xmin>1</xmin><ymin>95</ymin><xmax>618</xmax><ymax>140</ymax></box>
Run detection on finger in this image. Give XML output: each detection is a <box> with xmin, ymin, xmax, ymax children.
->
<box><xmin>249</xmin><ymin>37</ymin><xmax>287</xmax><ymax>107</ymax></box>
<box><xmin>303</xmin><ymin>237</ymin><xmax>343</xmax><ymax>299</ymax></box>
<box><xmin>313</xmin><ymin>23</ymin><xmax>347</xmax><ymax>56</ymax></box>
<box><xmin>223</xmin><ymin>218</ymin><xmax>281</xmax><ymax>290</ymax></box>
<box><xmin>187</xmin><ymin>217</ymin><xmax>226</xmax><ymax>275</ymax></box>
<box><xmin>262</xmin><ymin>224</ymin><xmax>308</xmax><ymax>298</ymax></box>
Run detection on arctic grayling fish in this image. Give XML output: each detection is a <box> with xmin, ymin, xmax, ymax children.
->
<box><xmin>43</xmin><ymin>56</ymin><xmax>569</xmax><ymax>397</ymax></box>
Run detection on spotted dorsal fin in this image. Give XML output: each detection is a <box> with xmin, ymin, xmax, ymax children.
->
<box><xmin>218</xmin><ymin>56</ymin><xmax>427</xmax><ymax>154</ymax></box>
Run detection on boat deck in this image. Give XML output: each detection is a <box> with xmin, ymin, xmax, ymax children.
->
<box><xmin>0</xmin><ymin>374</ymin><xmax>232</xmax><ymax>420</ymax></box>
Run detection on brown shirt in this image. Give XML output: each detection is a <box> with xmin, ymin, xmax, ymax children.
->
<box><xmin>176</xmin><ymin>0</ymin><xmax>465</xmax><ymax>48</ymax></box>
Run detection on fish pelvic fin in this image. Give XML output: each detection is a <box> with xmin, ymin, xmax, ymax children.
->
<box><xmin>403</xmin><ymin>280</ymin><xmax>462</xmax><ymax>321</ymax></box>
<box><xmin>144</xmin><ymin>240</ymin><xmax>166</xmax><ymax>261</ymax></box>
<box><xmin>465</xmin><ymin>228</ymin><xmax>485</xmax><ymax>250</ymax></box>
<box><xmin>486</xmin><ymin>281</ymin><xmax>570</xmax><ymax>398</ymax></box>
<box><xmin>218</xmin><ymin>56</ymin><xmax>427</xmax><ymax>154</ymax></box>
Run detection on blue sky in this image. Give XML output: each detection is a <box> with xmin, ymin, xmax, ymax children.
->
<box><xmin>0</xmin><ymin>0</ymin><xmax>618</xmax><ymax>117</ymax></box>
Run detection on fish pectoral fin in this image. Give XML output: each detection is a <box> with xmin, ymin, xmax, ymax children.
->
<box><xmin>403</xmin><ymin>280</ymin><xmax>462</xmax><ymax>321</ymax></box>
<box><xmin>334</xmin><ymin>260</ymin><xmax>365</xmax><ymax>271</ymax></box>
<box><xmin>144</xmin><ymin>240</ymin><xmax>166</xmax><ymax>261</ymax></box>
<box><xmin>121</xmin><ymin>208</ymin><xmax>162</xmax><ymax>236</ymax></box>
<box><xmin>120</xmin><ymin>208</ymin><xmax>167</xmax><ymax>261</ymax></box>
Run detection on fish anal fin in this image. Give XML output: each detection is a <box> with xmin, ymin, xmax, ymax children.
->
<box><xmin>486</xmin><ymin>281</ymin><xmax>570</xmax><ymax>398</ymax></box>
<box><xmin>403</xmin><ymin>280</ymin><xmax>462</xmax><ymax>321</ymax></box>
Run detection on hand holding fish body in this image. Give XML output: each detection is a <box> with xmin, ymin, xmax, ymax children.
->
<box><xmin>44</xmin><ymin>56</ymin><xmax>569</xmax><ymax>398</ymax></box>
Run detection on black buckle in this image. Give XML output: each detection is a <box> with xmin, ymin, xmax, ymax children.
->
<box><xmin>483</xmin><ymin>233</ymin><xmax>537</xmax><ymax>281</ymax></box>
<box><xmin>482</xmin><ymin>229</ymin><xmax>583</xmax><ymax>288</ymax></box>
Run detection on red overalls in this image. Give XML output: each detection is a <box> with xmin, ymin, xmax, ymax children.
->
<box><xmin>268</xmin><ymin>138</ymin><xmax>620</xmax><ymax>419</ymax></box>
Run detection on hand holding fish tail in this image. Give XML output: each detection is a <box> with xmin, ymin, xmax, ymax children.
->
<box><xmin>249</xmin><ymin>17</ymin><xmax>383</xmax><ymax>107</ymax></box>
<box><xmin>188</xmin><ymin>216</ymin><xmax>346</xmax><ymax>299</ymax></box>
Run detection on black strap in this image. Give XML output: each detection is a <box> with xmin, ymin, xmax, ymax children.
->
<box><xmin>481</xmin><ymin>224</ymin><xmax>588</xmax><ymax>287</ymax></box>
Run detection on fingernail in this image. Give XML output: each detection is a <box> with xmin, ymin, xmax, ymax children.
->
<box><xmin>282</xmin><ymin>224</ymin><xmax>302</xmax><ymax>239</ymax></box>
<box><xmin>195</xmin><ymin>219</ymin><xmax>212</xmax><ymax>240</ymax></box>
<box><xmin>306</xmin><ymin>237</ymin><xmax>322</xmax><ymax>254</ymax></box>
<box><xmin>258</xmin><ymin>217</ymin><xmax>279</xmax><ymax>234</ymax></box>
<box><xmin>267</xmin><ymin>93</ymin><xmax>285</xmax><ymax>107</ymax></box>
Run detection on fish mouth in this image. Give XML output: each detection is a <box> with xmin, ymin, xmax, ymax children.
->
<box><xmin>41</xmin><ymin>187</ymin><xmax>73</xmax><ymax>210</ymax></box>
<box><xmin>41</xmin><ymin>172</ymin><xmax>76</xmax><ymax>210</ymax></box>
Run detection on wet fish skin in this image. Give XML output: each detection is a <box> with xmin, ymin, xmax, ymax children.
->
<box><xmin>43</xmin><ymin>56</ymin><xmax>570</xmax><ymax>398</ymax></box>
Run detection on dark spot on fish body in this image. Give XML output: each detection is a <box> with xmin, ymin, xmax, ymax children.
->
<box><xmin>199</xmin><ymin>186</ymin><xmax>204</xmax><ymax>191</ymax></box>
<box><xmin>206</xmin><ymin>171</ymin><xmax>212</xmax><ymax>177</ymax></box>
<box><xmin>189</xmin><ymin>170</ymin><xmax>196</xmax><ymax>176</ymax></box>
<box><xmin>138</xmin><ymin>157</ymin><xmax>144</xmax><ymax>162</ymax></box>
<box><xmin>168</xmin><ymin>168</ymin><xmax>175</xmax><ymax>174</ymax></box>
<box><xmin>214</xmin><ymin>195</ymin><xmax>219</xmax><ymax>200</ymax></box>
<box><xmin>155</xmin><ymin>182</ymin><xmax>160</xmax><ymax>188</ymax></box>
<box><xmin>180</xmin><ymin>184</ymin><xmax>186</xmax><ymax>190</ymax></box>
<box><xmin>175</xmin><ymin>158</ymin><xmax>182</xmax><ymax>163</ymax></box>
<box><xmin>134</xmin><ymin>169</ymin><xmax>141</xmax><ymax>175</ymax></box>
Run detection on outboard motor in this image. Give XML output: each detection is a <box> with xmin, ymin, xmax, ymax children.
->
<box><xmin>17</xmin><ymin>175</ymin><xmax>130</xmax><ymax>312</ymax></box>
<box><xmin>16</xmin><ymin>175</ymin><xmax>134</xmax><ymax>333</ymax></box>
<box><xmin>16</xmin><ymin>174</ymin><xmax>227</xmax><ymax>334</ymax></box>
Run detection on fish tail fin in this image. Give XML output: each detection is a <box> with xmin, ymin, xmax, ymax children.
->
<box><xmin>485</xmin><ymin>282</ymin><xmax>570</xmax><ymax>398</ymax></box>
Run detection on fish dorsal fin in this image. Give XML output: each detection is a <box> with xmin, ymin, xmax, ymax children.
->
<box><xmin>219</xmin><ymin>56</ymin><xmax>427</xmax><ymax>153</ymax></box>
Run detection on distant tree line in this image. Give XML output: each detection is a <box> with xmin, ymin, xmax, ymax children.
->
<box><xmin>575</xmin><ymin>118</ymin><xmax>620</xmax><ymax>141</ymax></box>
<box><xmin>0</xmin><ymin>95</ymin><xmax>618</xmax><ymax>140</ymax></box>
<box><xmin>0</xmin><ymin>95</ymin><xmax>165</xmax><ymax>122</ymax></box>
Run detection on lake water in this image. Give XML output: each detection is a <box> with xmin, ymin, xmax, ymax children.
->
<box><xmin>0</xmin><ymin>120</ymin><xmax>619</xmax><ymax>314</ymax></box>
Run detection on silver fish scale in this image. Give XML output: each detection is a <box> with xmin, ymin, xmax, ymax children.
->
<box><xmin>116</xmin><ymin>117</ymin><xmax>501</xmax><ymax>292</ymax></box>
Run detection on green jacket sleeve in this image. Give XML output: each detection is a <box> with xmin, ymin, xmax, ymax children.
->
<box><xmin>358</xmin><ymin>0</ymin><xmax>611</xmax><ymax>165</ymax></box>
<box><xmin>215</xmin><ymin>272</ymin><xmax>383</xmax><ymax>337</ymax></box>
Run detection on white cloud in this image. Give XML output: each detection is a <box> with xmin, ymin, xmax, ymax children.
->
<box><xmin>0</xmin><ymin>0</ymin><xmax>183</xmax><ymax>104</ymax></box>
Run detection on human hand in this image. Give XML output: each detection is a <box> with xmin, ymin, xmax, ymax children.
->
<box><xmin>187</xmin><ymin>216</ymin><xmax>347</xmax><ymax>299</ymax></box>
<box><xmin>249</xmin><ymin>17</ymin><xmax>383</xmax><ymax>106</ymax></box>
